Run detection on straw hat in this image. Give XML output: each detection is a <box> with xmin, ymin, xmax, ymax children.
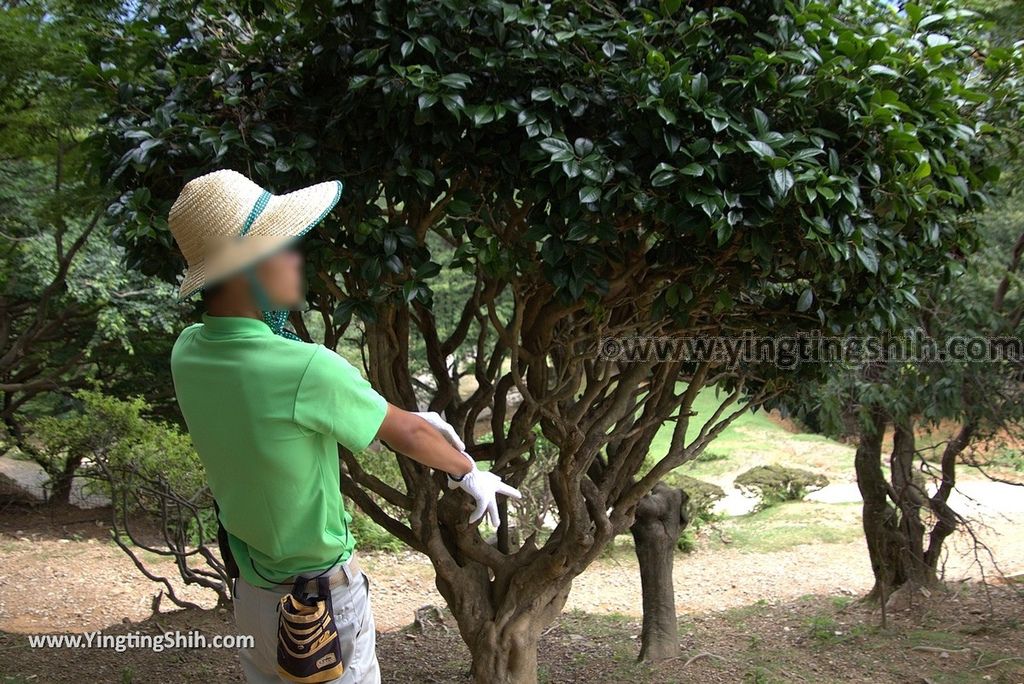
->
<box><xmin>168</xmin><ymin>169</ymin><xmax>343</xmax><ymax>300</ymax></box>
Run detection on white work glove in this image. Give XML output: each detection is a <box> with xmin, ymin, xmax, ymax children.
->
<box><xmin>447</xmin><ymin>458</ymin><xmax>522</xmax><ymax>526</ymax></box>
<box><xmin>413</xmin><ymin>411</ymin><xmax>522</xmax><ymax>525</ymax></box>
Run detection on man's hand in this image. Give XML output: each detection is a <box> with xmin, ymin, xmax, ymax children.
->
<box><xmin>447</xmin><ymin>460</ymin><xmax>522</xmax><ymax>526</ymax></box>
<box><xmin>412</xmin><ymin>412</ymin><xmax>522</xmax><ymax>525</ymax></box>
<box><xmin>377</xmin><ymin>406</ymin><xmax>521</xmax><ymax>524</ymax></box>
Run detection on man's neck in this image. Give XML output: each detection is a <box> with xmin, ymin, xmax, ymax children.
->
<box><xmin>206</xmin><ymin>294</ymin><xmax>262</xmax><ymax>320</ymax></box>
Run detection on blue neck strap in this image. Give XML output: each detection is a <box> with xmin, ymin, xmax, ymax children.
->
<box><xmin>239</xmin><ymin>191</ymin><xmax>300</xmax><ymax>340</ymax></box>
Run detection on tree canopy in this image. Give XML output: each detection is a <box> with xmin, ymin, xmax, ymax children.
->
<box><xmin>90</xmin><ymin>0</ymin><xmax>1023</xmax><ymax>681</ymax></box>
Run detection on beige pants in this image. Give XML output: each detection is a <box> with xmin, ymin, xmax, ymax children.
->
<box><xmin>232</xmin><ymin>562</ymin><xmax>381</xmax><ymax>684</ymax></box>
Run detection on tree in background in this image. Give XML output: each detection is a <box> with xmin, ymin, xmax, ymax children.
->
<box><xmin>803</xmin><ymin>194</ymin><xmax>1024</xmax><ymax>615</ymax></box>
<box><xmin>794</xmin><ymin>1</ymin><xmax>1024</xmax><ymax>614</ymax></box>
<box><xmin>0</xmin><ymin>1</ymin><xmax>186</xmax><ymax>452</ymax></box>
<box><xmin>96</xmin><ymin>0</ymin><xmax>1011</xmax><ymax>680</ymax></box>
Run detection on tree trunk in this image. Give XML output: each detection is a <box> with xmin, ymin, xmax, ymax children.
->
<box><xmin>856</xmin><ymin>409</ymin><xmax>953</xmax><ymax>614</ymax></box>
<box><xmin>924</xmin><ymin>422</ymin><xmax>973</xmax><ymax>569</ymax></box>
<box><xmin>890</xmin><ymin>419</ymin><xmax>935</xmax><ymax>589</ymax></box>
<box><xmin>442</xmin><ymin>576</ymin><xmax>570</xmax><ymax>684</ymax></box>
<box><xmin>47</xmin><ymin>454</ymin><xmax>83</xmax><ymax>505</ymax></box>
<box><xmin>468</xmin><ymin>614</ymin><xmax>549</xmax><ymax>684</ymax></box>
<box><xmin>854</xmin><ymin>408</ymin><xmax>903</xmax><ymax>603</ymax></box>
<box><xmin>630</xmin><ymin>482</ymin><xmax>688</xmax><ymax>662</ymax></box>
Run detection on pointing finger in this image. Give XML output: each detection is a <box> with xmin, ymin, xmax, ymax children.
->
<box><xmin>496</xmin><ymin>482</ymin><xmax>523</xmax><ymax>499</ymax></box>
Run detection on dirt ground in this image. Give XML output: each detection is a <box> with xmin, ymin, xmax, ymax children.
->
<box><xmin>1</xmin><ymin>578</ymin><xmax>1021</xmax><ymax>683</ymax></box>
<box><xmin>0</xmin><ymin>503</ymin><xmax>1022</xmax><ymax>683</ymax></box>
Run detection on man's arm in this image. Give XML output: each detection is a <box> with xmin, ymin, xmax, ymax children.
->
<box><xmin>375</xmin><ymin>403</ymin><xmax>473</xmax><ymax>477</ymax></box>
<box><xmin>373</xmin><ymin>403</ymin><xmax>521</xmax><ymax>525</ymax></box>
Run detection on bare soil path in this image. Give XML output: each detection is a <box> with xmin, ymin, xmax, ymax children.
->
<box><xmin>1</xmin><ymin>501</ymin><xmax>1020</xmax><ymax>635</ymax></box>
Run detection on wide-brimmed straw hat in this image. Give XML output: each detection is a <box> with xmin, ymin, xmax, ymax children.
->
<box><xmin>168</xmin><ymin>169</ymin><xmax>343</xmax><ymax>300</ymax></box>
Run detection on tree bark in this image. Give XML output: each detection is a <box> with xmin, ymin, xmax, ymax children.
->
<box><xmin>630</xmin><ymin>482</ymin><xmax>688</xmax><ymax>662</ymax></box>
<box><xmin>441</xmin><ymin>572</ymin><xmax>571</xmax><ymax>684</ymax></box>
<box><xmin>854</xmin><ymin>407</ymin><xmax>903</xmax><ymax>603</ymax></box>
<box><xmin>467</xmin><ymin>612</ymin><xmax>552</xmax><ymax>684</ymax></box>
<box><xmin>856</xmin><ymin>409</ymin><xmax>953</xmax><ymax>613</ymax></box>
<box><xmin>924</xmin><ymin>422</ymin><xmax>973</xmax><ymax>569</ymax></box>
<box><xmin>890</xmin><ymin>419</ymin><xmax>934</xmax><ymax>589</ymax></box>
<box><xmin>47</xmin><ymin>453</ymin><xmax>83</xmax><ymax>505</ymax></box>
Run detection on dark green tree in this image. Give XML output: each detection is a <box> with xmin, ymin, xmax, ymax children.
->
<box><xmin>95</xmin><ymin>1</ymin><xmax>1014</xmax><ymax>679</ymax></box>
<box><xmin>792</xmin><ymin>1</ymin><xmax>1024</xmax><ymax>614</ymax></box>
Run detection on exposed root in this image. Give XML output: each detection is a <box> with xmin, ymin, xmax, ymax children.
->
<box><xmin>683</xmin><ymin>651</ymin><xmax>728</xmax><ymax>667</ymax></box>
<box><xmin>975</xmin><ymin>656</ymin><xmax>1024</xmax><ymax>670</ymax></box>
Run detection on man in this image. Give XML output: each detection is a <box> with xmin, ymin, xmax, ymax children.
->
<box><xmin>167</xmin><ymin>170</ymin><xmax>520</xmax><ymax>683</ymax></box>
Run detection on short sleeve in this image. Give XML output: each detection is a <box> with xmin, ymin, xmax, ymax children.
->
<box><xmin>293</xmin><ymin>346</ymin><xmax>388</xmax><ymax>451</ymax></box>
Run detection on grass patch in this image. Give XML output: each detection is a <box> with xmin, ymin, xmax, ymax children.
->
<box><xmin>561</xmin><ymin>609</ymin><xmax>636</xmax><ymax>638</ymax></box>
<box><xmin>713</xmin><ymin>501</ymin><xmax>861</xmax><ymax>553</ymax></box>
<box><xmin>646</xmin><ymin>389</ymin><xmax>855</xmax><ymax>481</ymax></box>
<box><xmin>906</xmin><ymin>629</ymin><xmax>964</xmax><ymax>650</ymax></box>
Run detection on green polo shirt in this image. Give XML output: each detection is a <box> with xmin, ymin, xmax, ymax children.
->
<box><xmin>170</xmin><ymin>314</ymin><xmax>388</xmax><ymax>588</ymax></box>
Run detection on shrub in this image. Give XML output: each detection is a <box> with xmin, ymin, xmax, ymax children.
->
<box><xmin>735</xmin><ymin>465</ymin><xmax>829</xmax><ymax>510</ymax></box>
<box><xmin>32</xmin><ymin>390</ymin><xmax>229</xmax><ymax>605</ymax></box>
<box><xmin>669</xmin><ymin>473</ymin><xmax>726</xmax><ymax>525</ymax></box>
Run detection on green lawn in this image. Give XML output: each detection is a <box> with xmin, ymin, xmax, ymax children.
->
<box><xmin>647</xmin><ymin>389</ymin><xmax>855</xmax><ymax>482</ymax></box>
<box><xmin>711</xmin><ymin>501</ymin><xmax>863</xmax><ymax>553</ymax></box>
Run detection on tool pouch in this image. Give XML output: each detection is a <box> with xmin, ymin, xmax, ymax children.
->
<box><xmin>276</xmin><ymin>575</ymin><xmax>345</xmax><ymax>683</ymax></box>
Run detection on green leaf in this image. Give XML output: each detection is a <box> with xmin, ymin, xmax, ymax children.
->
<box><xmin>412</xmin><ymin>168</ymin><xmax>435</xmax><ymax>186</ymax></box>
<box><xmin>866</xmin><ymin>64</ymin><xmax>899</xmax><ymax>78</ymax></box>
<box><xmin>531</xmin><ymin>87</ymin><xmax>554</xmax><ymax>102</ymax></box>
<box><xmin>574</xmin><ymin>138</ymin><xmax>595</xmax><ymax>156</ymax></box>
<box><xmin>657</xmin><ymin>105</ymin><xmax>677</xmax><ymax>125</ymax></box>
<box><xmin>753</xmin><ymin>108</ymin><xmax>769</xmax><ymax>134</ymax></box>
<box><xmin>417</xmin><ymin>93</ymin><xmax>439</xmax><ymax>110</ymax></box>
<box><xmin>579</xmin><ymin>186</ymin><xmax>601</xmax><ymax>203</ymax></box>
<box><xmin>439</xmin><ymin>73</ymin><xmax>472</xmax><ymax>90</ymax></box>
<box><xmin>442</xmin><ymin>94</ymin><xmax>465</xmax><ymax>117</ymax></box>
<box><xmin>796</xmin><ymin>288</ymin><xmax>813</xmax><ymax>312</ymax></box>
<box><xmin>856</xmin><ymin>246</ymin><xmax>879</xmax><ymax>273</ymax></box>
<box><xmin>691</xmin><ymin>72</ymin><xmax>708</xmax><ymax>99</ymax></box>
<box><xmin>651</xmin><ymin>163</ymin><xmax>677</xmax><ymax>188</ymax></box>
<box><xmin>251</xmin><ymin>127</ymin><xmax>276</xmax><ymax>147</ymax></box>
<box><xmin>417</xmin><ymin>35</ymin><xmax>440</xmax><ymax>54</ymax></box>
<box><xmin>678</xmin><ymin>163</ymin><xmax>704</xmax><ymax>177</ymax></box>
<box><xmin>415</xmin><ymin>261</ymin><xmax>442</xmax><ymax>278</ymax></box>
<box><xmin>664</xmin><ymin>130</ymin><xmax>682</xmax><ymax>154</ymax></box>
<box><xmin>539</xmin><ymin>137</ymin><xmax>573</xmax><ymax>156</ymax></box>
<box><xmin>348</xmin><ymin>75</ymin><xmax>372</xmax><ymax>91</ymax></box>
<box><xmin>770</xmin><ymin>168</ymin><xmax>795</xmax><ymax>197</ymax></box>
<box><xmin>716</xmin><ymin>221</ymin><xmax>732</xmax><ymax>245</ymax></box>
<box><xmin>747</xmin><ymin>140</ymin><xmax>775</xmax><ymax>158</ymax></box>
